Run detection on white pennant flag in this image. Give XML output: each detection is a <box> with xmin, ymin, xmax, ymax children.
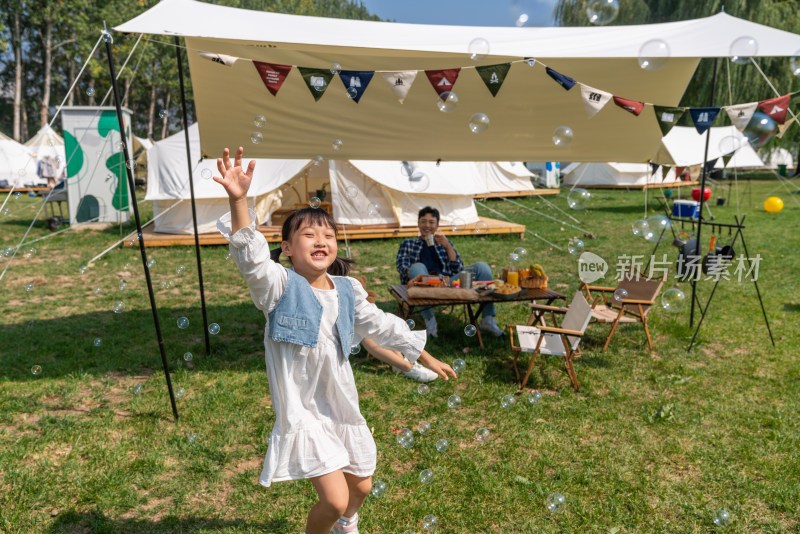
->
<box><xmin>380</xmin><ymin>71</ymin><xmax>418</xmax><ymax>104</ymax></box>
<box><xmin>777</xmin><ymin>115</ymin><xmax>797</xmax><ymax>138</ymax></box>
<box><xmin>580</xmin><ymin>84</ymin><xmax>612</xmax><ymax>119</ymax></box>
<box><xmin>197</xmin><ymin>51</ymin><xmax>239</xmax><ymax>67</ymax></box>
<box><xmin>725</xmin><ymin>102</ymin><xmax>758</xmax><ymax>131</ymax></box>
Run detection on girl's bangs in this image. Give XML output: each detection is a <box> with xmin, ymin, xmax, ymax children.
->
<box><xmin>283</xmin><ymin>207</ymin><xmax>338</xmax><ymax>240</ymax></box>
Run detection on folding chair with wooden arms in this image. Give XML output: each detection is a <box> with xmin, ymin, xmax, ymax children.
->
<box><xmin>508</xmin><ymin>291</ymin><xmax>595</xmax><ymax>390</ymax></box>
<box><xmin>581</xmin><ymin>269</ymin><xmax>666</xmax><ymax>352</ymax></box>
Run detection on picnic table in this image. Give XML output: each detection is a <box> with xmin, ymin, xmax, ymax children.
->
<box><xmin>389</xmin><ymin>284</ymin><xmax>566</xmax><ymax>349</ymax></box>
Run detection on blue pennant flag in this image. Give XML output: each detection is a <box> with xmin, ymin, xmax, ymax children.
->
<box><xmin>338</xmin><ymin>70</ymin><xmax>375</xmax><ymax>103</ymax></box>
<box><xmin>703</xmin><ymin>158</ymin><xmax>719</xmax><ymax>173</ymax></box>
<box><xmin>689</xmin><ymin>107</ymin><xmax>721</xmax><ymax>134</ymax></box>
<box><xmin>545</xmin><ymin>67</ymin><xmax>576</xmax><ymax>91</ymax></box>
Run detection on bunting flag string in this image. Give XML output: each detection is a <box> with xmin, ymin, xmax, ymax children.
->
<box><xmin>653</xmin><ymin>105</ymin><xmax>686</xmax><ymax>135</ymax></box>
<box><xmin>380</xmin><ymin>71</ymin><xmax>417</xmax><ymax>103</ymax></box>
<box><xmin>580</xmin><ymin>84</ymin><xmax>612</xmax><ymax>119</ymax></box>
<box><xmin>253</xmin><ymin>61</ymin><xmax>292</xmax><ymax>96</ymax></box>
<box><xmin>758</xmin><ymin>93</ymin><xmax>791</xmax><ymax>124</ymax></box>
<box><xmin>338</xmin><ymin>70</ymin><xmax>374</xmax><ymax>103</ymax></box>
<box><xmin>613</xmin><ymin>96</ymin><xmax>644</xmax><ymax>116</ymax></box>
<box><xmin>475</xmin><ymin>63</ymin><xmax>511</xmax><ymax>97</ymax></box>
<box><xmin>297</xmin><ymin>67</ymin><xmax>333</xmax><ymax>101</ymax></box>
<box><xmin>689</xmin><ymin>107</ymin><xmax>722</xmax><ymax>134</ymax></box>
<box><xmin>425</xmin><ymin>68</ymin><xmax>461</xmax><ymax>98</ymax></box>
<box><xmin>545</xmin><ymin>67</ymin><xmax>576</xmax><ymax>90</ymax></box>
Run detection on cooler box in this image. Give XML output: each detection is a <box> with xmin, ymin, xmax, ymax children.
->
<box><xmin>673</xmin><ymin>199</ymin><xmax>700</xmax><ymax>218</ymax></box>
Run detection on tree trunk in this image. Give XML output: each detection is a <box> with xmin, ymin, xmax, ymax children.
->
<box><xmin>88</xmin><ymin>78</ymin><xmax>96</xmax><ymax>106</ymax></box>
<box><xmin>21</xmin><ymin>104</ymin><xmax>29</xmax><ymax>141</ymax></box>
<box><xmin>160</xmin><ymin>93</ymin><xmax>171</xmax><ymax>139</ymax></box>
<box><xmin>40</xmin><ymin>20</ymin><xmax>53</xmax><ymax>127</ymax></box>
<box><xmin>794</xmin><ymin>145</ymin><xmax>800</xmax><ymax>177</ymax></box>
<box><xmin>147</xmin><ymin>83</ymin><xmax>156</xmax><ymax>140</ymax></box>
<box><xmin>67</xmin><ymin>33</ymin><xmax>77</xmax><ymax>106</ymax></box>
<box><xmin>13</xmin><ymin>11</ymin><xmax>23</xmax><ymax>141</ymax></box>
<box><xmin>122</xmin><ymin>77</ymin><xmax>131</xmax><ymax>108</ymax></box>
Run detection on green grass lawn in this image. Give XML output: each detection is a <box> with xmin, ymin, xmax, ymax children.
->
<box><xmin>1</xmin><ymin>176</ymin><xmax>799</xmax><ymax>533</ymax></box>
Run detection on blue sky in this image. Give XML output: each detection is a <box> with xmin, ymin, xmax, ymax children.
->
<box><xmin>359</xmin><ymin>0</ymin><xmax>559</xmax><ymax>27</ymax></box>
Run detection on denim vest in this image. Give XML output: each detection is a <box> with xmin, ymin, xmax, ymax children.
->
<box><xmin>267</xmin><ymin>269</ymin><xmax>355</xmax><ymax>355</ymax></box>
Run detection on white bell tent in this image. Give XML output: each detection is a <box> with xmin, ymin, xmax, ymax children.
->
<box><xmin>561</xmin><ymin>162</ymin><xmax>679</xmax><ymax>188</ymax></box>
<box><xmin>24</xmin><ymin>124</ymin><xmax>66</xmax><ymax>178</ymax></box>
<box><xmin>0</xmin><ymin>136</ymin><xmax>37</xmax><ymax>187</ymax></box>
<box><xmin>763</xmin><ymin>147</ymin><xmax>794</xmax><ymax>169</ymax></box>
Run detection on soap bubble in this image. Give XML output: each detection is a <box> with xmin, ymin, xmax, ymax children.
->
<box><xmin>118</xmin><ymin>280</ymin><xmax>127</xmax><ymax>291</ymax></box>
<box><xmin>567</xmin><ymin>238</ymin><xmax>584</xmax><ymax>256</ymax></box>
<box><xmin>312</xmin><ymin>78</ymin><xmax>326</xmax><ymax>92</ymax></box>
<box><xmin>371</xmin><ymin>480</ymin><xmax>387</xmax><ymax>497</ymax></box>
<box><xmin>638</xmin><ymin>39</ymin><xmax>671</xmax><ymax>71</ymax></box>
<box><xmin>311</xmin><ymin>154</ymin><xmax>324</xmax><ymax>166</ymax></box>
<box><xmin>718</xmin><ymin>135</ymin><xmax>743</xmax><ymax>155</ymax></box>
<box><xmin>176</xmin><ymin>264</ymin><xmax>186</xmax><ymax>275</ymax></box>
<box><xmin>397</xmin><ymin>428</ymin><xmax>414</xmax><ymax>449</ymax></box>
<box><xmin>730</xmin><ymin>36</ymin><xmax>758</xmax><ymax>65</ymax></box>
<box><xmin>567</xmin><ymin>188</ymin><xmax>591</xmax><ymax>209</ymax></box>
<box><xmin>475</xmin><ymin>427</ymin><xmax>490</xmax><ymax>442</ymax></box>
<box><xmin>632</xmin><ymin>219</ymin><xmax>650</xmax><ymax>237</ymax></box>
<box><xmin>712</xmin><ymin>509</ymin><xmax>731</xmax><ymax>527</ymax></box>
<box><xmin>452</xmin><ymin>358</ymin><xmax>466</xmax><ymax>373</ymax></box>
<box><xmin>464</xmin><ymin>324</ymin><xmax>477</xmax><ymax>337</ymax></box>
<box><xmin>436</xmin><ymin>91</ymin><xmax>458</xmax><ymax>112</ymax></box>
<box><xmin>509</xmin><ymin>252</ymin><xmax>520</xmax><ymax>264</ymax></box>
<box><xmin>86</xmin><ymin>87</ymin><xmax>96</xmax><ymax>97</ymax></box>
<box><xmin>183</xmin><ymin>352</ymin><xmax>193</xmax><ymax>362</ymax></box>
<box><xmin>2</xmin><ymin>207</ymin><xmax>9</xmax><ymax>216</ymax></box>
<box><xmin>647</xmin><ymin>214</ymin><xmax>671</xmax><ymax>232</ymax></box>
<box><xmin>332</xmin><ymin>139</ymin><xmax>343</xmax><ymax>151</ymax></box>
<box><xmin>451</xmin><ymin>217</ymin><xmax>465</xmax><ymax>232</ymax></box>
<box><xmin>309</xmin><ymin>196</ymin><xmax>321</xmax><ymax>208</ymax></box>
<box><xmin>22</xmin><ymin>246</ymin><xmax>36</xmax><ymax>258</ymax></box>
<box><xmin>586</xmin><ymin>0</ymin><xmax>618</xmax><ymax>25</ymax></box>
<box><xmin>528</xmin><ymin>391</ymin><xmax>542</xmax><ymax>404</ymax></box>
<box><xmin>792</xmin><ymin>50</ymin><xmax>800</xmax><ymax>76</ymax></box>
<box><xmin>92</xmin><ymin>337</ymin><xmax>102</xmax><ymax>347</ymax></box>
<box><xmin>514</xmin><ymin>247</ymin><xmax>528</xmax><ymax>260</ymax></box>
<box><xmin>188</xmin><ymin>432</ymin><xmax>199</xmax><ymax>443</ymax></box>
<box><xmin>253</xmin><ymin>114</ymin><xmax>266</xmax><ymax>128</ymax></box>
<box><xmin>468</xmin><ymin>113</ymin><xmax>490</xmax><ymax>134</ymax></box>
<box><xmin>661</xmin><ymin>287</ymin><xmax>686</xmax><ymax>312</ymax></box>
<box><xmin>344</xmin><ymin>185</ymin><xmax>358</xmax><ymax>199</ymax></box>
<box><xmin>475</xmin><ymin>220</ymin><xmax>489</xmax><ymax>234</ymax></box>
<box><xmin>613</xmin><ymin>288</ymin><xmax>628</xmax><ymax>302</ymax></box>
<box><xmin>250</xmin><ymin>131</ymin><xmax>263</xmax><ymax>145</ymax></box>
<box><xmin>175</xmin><ymin>387</ymin><xmax>186</xmax><ymax>399</ymax></box>
<box><xmin>422</xmin><ymin>514</ymin><xmax>438</xmax><ymax>531</ymax></box>
<box><xmin>350</xmin><ymin>344</ymin><xmax>361</xmax><ymax>355</ymax></box>
<box><xmin>546</xmin><ymin>492</ymin><xmax>566</xmax><ymax>513</ymax></box>
<box><xmin>435</xmin><ymin>439</ymin><xmax>448</xmax><ymax>453</ymax></box>
<box><xmin>79</xmin><ymin>265</ymin><xmax>88</xmax><ymax>274</ymax></box>
<box><xmin>159</xmin><ymin>108</ymin><xmax>169</xmax><ymax>119</ymax></box>
<box><xmin>133</xmin><ymin>384</ymin><xmax>143</xmax><ymax>395</ymax></box>
<box><xmin>31</xmin><ymin>365</ymin><xmax>42</xmax><ymax>375</ymax></box>
<box><xmin>161</xmin><ymin>280</ymin><xmax>174</xmax><ymax>290</ymax></box>
<box><xmin>468</xmin><ymin>37</ymin><xmax>490</xmax><ymax>61</ymax></box>
<box><xmin>403</xmin><ymin>530</ymin><xmax>415</xmax><ymax>534</ymax></box>
<box><xmin>125</xmin><ymin>159</ymin><xmax>136</xmax><ymax>170</ymax></box>
<box><xmin>208</xmin><ymin>323</ymin><xmax>220</xmax><ymax>334</ymax></box>
<box><xmin>177</xmin><ymin>317</ymin><xmax>189</xmax><ymax>329</ymax></box>
<box><xmin>346</xmin><ymin>86</ymin><xmax>358</xmax><ymax>99</ymax></box>
<box><xmin>511</xmin><ymin>2</ymin><xmax>531</xmax><ymax>27</ymax></box>
<box><xmin>501</xmin><ymin>394</ymin><xmax>516</xmax><ymax>409</ymax></box>
<box><xmin>367</xmin><ymin>202</ymin><xmax>380</xmax><ymax>217</ymax></box>
<box><xmin>330</xmin><ymin>62</ymin><xmax>342</xmax><ymax>75</ymax></box>
<box><xmin>408</xmin><ymin>172</ymin><xmax>430</xmax><ymax>192</ymax></box>
<box><xmin>418</xmin><ymin>421</ymin><xmax>431</xmax><ymax>435</ymax></box>
<box><xmin>743</xmin><ymin>112</ymin><xmax>777</xmax><ymax>149</ymax></box>
<box><xmin>224</xmin><ymin>251</ymin><xmax>232</xmax><ymax>261</ymax></box>
<box><xmin>25</xmin><ymin>282</ymin><xmax>34</xmax><ymax>292</ymax></box>
<box><xmin>146</xmin><ymin>258</ymin><xmax>156</xmax><ymax>269</ymax></box>
<box><xmin>118</xmin><ymin>141</ymin><xmax>126</xmax><ymax>151</ymax></box>
<box><xmin>419</xmin><ymin>468</ymin><xmax>434</xmax><ymax>484</ymax></box>
<box><xmin>447</xmin><ymin>394</ymin><xmax>462</xmax><ymax>409</ymax></box>
<box><xmin>200</xmin><ymin>168</ymin><xmax>212</xmax><ymax>180</ymax></box>
<box><xmin>552</xmin><ymin>126</ymin><xmax>574</xmax><ymax>147</ymax></box>
<box><xmin>417</xmin><ymin>383</ymin><xmax>429</xmax><ymax>395</ymax></box>
<box><xmin>112</xmin><ymin>301</ymin><xmax>125</xmax><ymax>313</ymax></box>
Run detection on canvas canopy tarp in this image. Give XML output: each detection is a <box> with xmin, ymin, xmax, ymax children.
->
<box><xmin>116</xmin><ymin>0</ymin><xmax>800</xmax><ymax>163</ymax></box>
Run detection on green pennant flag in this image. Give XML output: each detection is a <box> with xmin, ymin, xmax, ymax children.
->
<box><xmin>475</xmin><ymin>63</ymin><xmax>511</xmax><ymax>97</ymax></box>
<box><xmin>653</xmin><ymin>105</ymin><xmax>686</xmax><ymax>136</ymax></box>
<box><xmin>661</xmin><ymin>165</ymin><xmax>671</xmax><ymax>180</ymax></box>
<box><xmin>722</xmin><ymin>153</ymin><xmax>733</xmax><ymax>168</ymax></box>
<box><xmin>298</xmin><ymin>67</ymin><xmax>333</xmax><ymax>101</ymax></box>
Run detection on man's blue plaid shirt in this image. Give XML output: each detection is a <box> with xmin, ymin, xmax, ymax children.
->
<box><xmin>396</xmin><ymin>237</ymin><xmax>464</xmax><ymax>284</ymax></box>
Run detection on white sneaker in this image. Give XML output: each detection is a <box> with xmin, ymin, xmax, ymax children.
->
<box><xmin>479</xmin><ymin>316</ymin><xmax>505</xmax><ymax>337</ymax></box>
<box><xmin>393</xmin><ymin>361</ymin><xmax>438</xmax><ymax>383</ymax></box>
<box><xmin>425</xmin><ymin>316</ymin><xmax>438</xmax><ymax>338</ymax></box>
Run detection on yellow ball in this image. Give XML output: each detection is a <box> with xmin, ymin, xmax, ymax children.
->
<box><xmin>764</xmin><ymin>196</ymin><xmax>784</xmax><ymax>213</ymax></box>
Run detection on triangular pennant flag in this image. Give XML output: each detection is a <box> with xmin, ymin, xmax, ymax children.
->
<box><xmin>475</xmin><ymin>63</ymin><xmax>511</xmax><ymax>97</ymax></box>
<box><xmin>613</xmin><ymin>96</ymin><xmax>645</xmax><ymax>116</ymax></box>
<box><xmin>545</xmin><ymin>67</ymin><xmax>576</xmax><ymax>90</ymax></box>
<box><xmin>675</xmin><ymin>166</ymin><xmax>686</xmax><ymax>180</ymax></box>
<box><xmin>649</xmin><ymin>162</ymin><xmax>659</xmax><ymax>175</ymax></box>
<box><xmin>722</xmin><ymin>153</ymin><xmax>734</xmax><ymax>167</ymax></box>
<box><xmin>777</xmin><ymin>115</ymin><xmax>797</xmax><ymax>138</ymax></box>
<box><xmin>758</xmin><ymin>94</ymin><xmax>791</xmax><ymax>124</ymax></box>
<box><xmin>298</xmin><ymin>67</ymin><xmax>334</xmax><ymax>101</ymax></box>
<box><xmin>380</xmin><ymin>71</ymin><xmax>418</xmax><ymax>104</ymax></box>
<box><xmin>725</xmin><ymin>102</ymin><xmax>758</xmax><ymax>131</ymax></box>
<box><xmin>338</xmin><ymin>70</ymin><xmax>374</xmax><ymax>103</ymax></box>
<box><xmin>425</xmin><ymin>68</ymin><xmax>461</xmax><ymax>98</ymax></box>
<box><xmin>689</xmin><ymin>107</ymin><xmax>721</xmax><ymax>134</ymax></box>
<box><xmin>661</xmin><ymin>165</ymin><xmax>671</xmax><ymax>180</ymax></box>
<box><xmin>198</xmin><ymin>51</ymin><xmax>239</xmax><ymax>66</ymax></box>
<box><xmin>252</xmin><ymin>61</ymin><xmax>292</xmax><ymax>97</ymax></box>
<box><xmin>580</xmin><ymin>84</ymin><xmax>612</xmax><ymax>119</ymax></box>
<box><xmin>653</xmin><ymin>105</ymin><xmax>686</xmax><ymax>136</ymax></box>
<box><xmin>703</xmin><ymin>158</ymin><xmax>719</xmax><ymax>173</ymax></box>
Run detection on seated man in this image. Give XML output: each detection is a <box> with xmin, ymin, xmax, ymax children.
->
<box><xmin>396</xmin><ymin>206</ymin><xmax>504</xmax><ymax>338</ymax></box>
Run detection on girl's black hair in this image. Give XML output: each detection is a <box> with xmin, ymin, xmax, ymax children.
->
<box><xmin>269</xmin><ymin>207</ymin><xmax>353</xmax><ymax>276</ymax></box>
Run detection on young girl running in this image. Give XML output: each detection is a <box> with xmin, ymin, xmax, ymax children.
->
<box><xmin>214</xmin><ymin>147</ymin><xmax>455</xmax><ymax>534</ymax></box>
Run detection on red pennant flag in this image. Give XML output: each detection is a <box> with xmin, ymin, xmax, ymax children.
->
<box><xmin>253</xmin><ymin>61</ymin><xmax>292</xmax><ymax>96</ymax></box>
<box><xmin>757</xmin><ymin>94</ymin><xmax>791</xmax><ymax>124</ymax></box>
<box><xmin>613</xmin><ymin>96</ymin><xmax>645</xmax><ymax>116</ymax></box>
<box><xmin>424</xmin><ymin>68</ymin><xmax>461</xmax><ymax>99</ymax></box>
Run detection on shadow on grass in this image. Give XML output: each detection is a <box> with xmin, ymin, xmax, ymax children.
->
<box><xmin>49</xmin><ymin>509</ymin><xmax>286</xmax><ymax>533</ymax></box>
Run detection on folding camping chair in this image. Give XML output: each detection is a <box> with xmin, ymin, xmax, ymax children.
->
<box><xmin>508</xmin><ymin>291</ymin><xmax>596</xmax><ymax>390</ymax></box>
<box><xmin>580</xmin><ymin>268</ymin><xmax>666</xmax><ymax>352</ymax></box>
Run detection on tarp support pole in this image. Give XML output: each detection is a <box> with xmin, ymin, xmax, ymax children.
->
<box><xmin>105</xmin><ymin>33</ymin><xmax>179</xmax><ymax>421</ymax></box>
<box><xmin>175</xmin><ymin>36</ymin><xmax>211</xmax><ymax>356</ymax></box>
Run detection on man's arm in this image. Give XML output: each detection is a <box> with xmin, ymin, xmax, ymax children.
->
<box><xmin>396</xmin><ymin>239</ymin><xmax>413</xmax><ymax>282</ymax></box>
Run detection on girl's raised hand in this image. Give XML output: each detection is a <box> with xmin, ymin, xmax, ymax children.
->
<box><xmin>213</xmin><ymin>147</ymin><xmax>256</xmax><ymax>201</ymax></box>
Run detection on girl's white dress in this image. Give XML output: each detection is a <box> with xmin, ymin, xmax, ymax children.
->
<box><xmin>219</xmin><ymin>212</ymin><xmax>426</xmax><ymax>487</ymax></box>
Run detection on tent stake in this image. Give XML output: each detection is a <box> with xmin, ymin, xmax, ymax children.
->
<box><xmin>175</xmin><ymin>36</ymin><xmax>211</xmax><ymax>356</ymax></box>
<box><xmin>104</xmin><ymin>32</ymin><xmax>179</xmax><ymax>421</ymax></box>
